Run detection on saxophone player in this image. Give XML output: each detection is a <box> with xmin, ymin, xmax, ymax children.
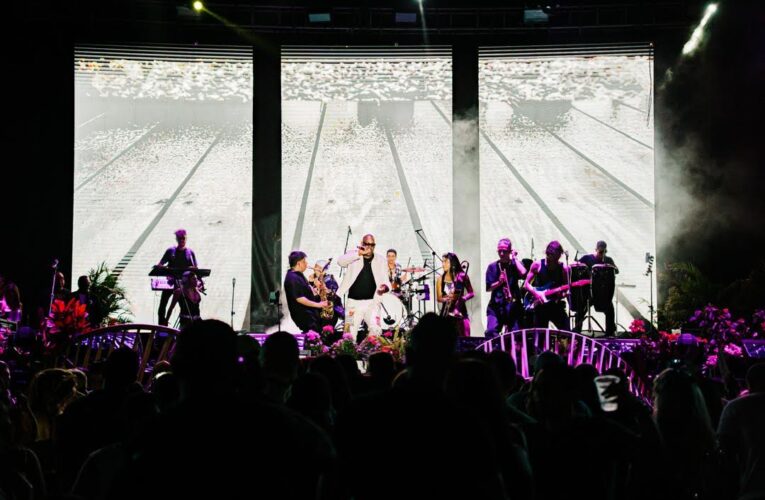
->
<box><xmin>485</xmin><ymin>238</ymin><xmax>527</xmax><ymax>339</ymax></box>
<box><xmin>309</xmin><ymin>260</ymin><xmax>342</xmax><ymax>328</ymax></box>
<box><xmin>284</xmin><ymin>251</ymin><xmax>330</xmax><ymax>333</ymax></box>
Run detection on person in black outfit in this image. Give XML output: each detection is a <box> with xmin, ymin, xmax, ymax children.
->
<box><xmin>574</xmin><ymin>240</ymin><xmax>620</xmax><ymax>336</ymax></box>
<box><xmin>157</xmin><ymin>229</ymin><xmax>199</xmax><ymax>326</ymax></box>
<box><xmin>524</xmin><ymin>240</ymin><xmax>571</xmax><ymax>330</ymax></box>
<box><xmin>283</xmin><ymin>251</ymin><xmax>330</xmax><ymax>333</ymax></box>
<box><xmin>74</xmin><ymin>275</ymin><xmax>101</xmax><ymax>327</ymax></box>
<box><xmin>166</xmin><ymin>271</ymin><xmax>202</xmax><ymax>329</ymax></box>
<box><xmin>485</xmin><ymin>238</ymin><xmax>527</xmax><ymax>339</ymax></box>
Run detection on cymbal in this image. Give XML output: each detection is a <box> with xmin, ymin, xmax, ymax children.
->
<box><xmin>402</xmin><ymin>267</ymin><xmax>426</xmax><ymax>273</ymax></box>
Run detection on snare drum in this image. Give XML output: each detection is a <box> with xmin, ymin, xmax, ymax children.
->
<box><xmin>591</xmin><ymin>264</ymin><xmax>616</xmax><ymax>309</ymax></box>
<box><xmin>376</xmin><ymin>293</ymin><xmax>407</xmax><ymax>329</ymax></box>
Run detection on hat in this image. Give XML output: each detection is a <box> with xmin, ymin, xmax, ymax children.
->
<box><xmin>596</xmin><ymin>240</ymin><xmax>607</xmax><ymax>250</ymax></box>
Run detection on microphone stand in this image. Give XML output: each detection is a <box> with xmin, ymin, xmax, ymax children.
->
<box><xmin>564</xmin><ymin>251</ymin><xmax>573</xmax><ymax>329</ymax></box>
<box><xmin>230</xmin><ymin>278</ymin><xmax>236</xmax><ymax>329</ymax></box>
<box><xmin>339</xmin><ymin>226</ymin><xmax>352</xmax><ymax>279</ymax></box>
<box><xmin>48</xmin><ymin>259</ymin><xmax>59</xmax><ymax>316</ymax></box>
<box><xmin>645</xmin><ymin>253</ymin><xmax>655</xmax><ymax>330</ymax></box>
<box><xmin>414</xmin><ymin>230</ymin><xmax>440</xmax><ymax>314</ymax></box>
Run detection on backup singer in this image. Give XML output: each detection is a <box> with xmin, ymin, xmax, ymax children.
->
<box><xmin>523</xmin><ymin>240</ymin><xmax>571</xmax><ymax>330</ymax></box>
<box><xmin>156</xmin><ymin>229</ymin><xmax>199</xmax><ymax>326</ymax></box>
<box><xmin>284</xmin><ymin>251</ymin><xmax>329</xmax><ymax>333</ymax></box>
<box><xmin>485</xmin><ymin>238</ymin><xmax>527</xmax><ymax>339</ymax></box>
<box><xmin>436</xmin><ymin>252</ymin><xmax>474</xmax><ymax>337</ymax></box>
<box><xmin>166</xmin><ymin>271</ymin><xmax>202</xmax><ymax>329</ymax></box>
<box><xmin>337</xmin><ymin>234</ymin><xmax>391</xmax><ymax>336</ymax></box>
<box><xmin>574</xmin><ymin>240</ymin><xmax>619</xmax><ymax>336</ymax></box>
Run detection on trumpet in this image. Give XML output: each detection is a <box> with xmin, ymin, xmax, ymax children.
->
<box><xmin>499</xmin><ymin>250</ymin><xmax>516</xmax><ymax>301</ymax></box>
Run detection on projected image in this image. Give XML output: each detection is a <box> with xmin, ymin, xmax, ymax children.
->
<box><xmin>74</xmin><ymin>45</ymin><xmax>252</xmax><ymax>328</ymax></box>
<box><xmin>479</xmin><ymin>46</ymin><xmax>656</xmax><ymax>330</ymax></box>
<box><xmin>281</xmin><ymin>47</ymin><xmax>452</xmax><ymax>331</ymax></box>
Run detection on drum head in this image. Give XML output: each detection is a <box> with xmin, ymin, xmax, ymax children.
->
<box><xmin>376</xmin><ymin>294</ymin><xmax>406</xmax><ymax>329</ymax></box>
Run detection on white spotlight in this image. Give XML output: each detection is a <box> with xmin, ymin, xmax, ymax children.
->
<box><xmin>682</xmin><ymin>3</ymin><xmax>719</xmax><ymax>56</ymax></box>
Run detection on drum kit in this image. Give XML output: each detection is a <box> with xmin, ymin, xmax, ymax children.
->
<box><xmin>375</xmin><ymin>266</ymin><xmax>431</xmax><ymax>330</ymax></box>
<box><xmin>568</xmin><ymin>261</ymin><xmax>618</xmax><ymax>331</ymax></box>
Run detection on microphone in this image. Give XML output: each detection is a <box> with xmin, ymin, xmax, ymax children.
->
<box><xmin>348</xmin><ymin>225</ymin><xmax>352</xmax><ymax>235</ymax></box>
<box><xmin>233</xmin><ymin>277</ymin><xmax>236</xmax><ymax>285</ymax></box>
<box><xmin>323</xmin><ymin>258</ymin><xmax>333</xmax><ymax>271</ymax></box>
<box><xmin>574</xmin><ymin>250</ymin><xmax>579</xmax><ymax>261</ymax></box>
<box><xmin>51</xmin><ymin>258</ymin><xmax>59</xmax><ymax>269</ymax></box>
<box><xmin>563</xmin><ymin>250</ymin><xmax>569</xmax><ymax>258</ymax></box>
<box><xmin>415</xmin><ymin>228</ymin><xmax>422</xmax><ymax>233</ymax></box>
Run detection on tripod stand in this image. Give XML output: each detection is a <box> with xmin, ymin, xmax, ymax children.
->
<box><xmin>645</xmin><ymin>253</ymin><xmax>655</xmax><ymax>329</ymax></box>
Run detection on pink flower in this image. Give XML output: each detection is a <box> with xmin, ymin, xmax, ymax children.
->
<box><xmin>723</xmin><ymin>343</ymin><xmax>743</xmax><ymax>357</ymax></box>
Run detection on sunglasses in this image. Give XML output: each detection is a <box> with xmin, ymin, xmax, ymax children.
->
<box><xmin>362</xmin><ymin>242</ymin><xmax>376</xmax><ymax>247</ymax></box>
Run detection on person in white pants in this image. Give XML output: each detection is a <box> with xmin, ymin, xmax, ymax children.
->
<box><xmin>336</xmin><ymin>234</ymin><xmax>392</xmax><ymax>337</ymax></box>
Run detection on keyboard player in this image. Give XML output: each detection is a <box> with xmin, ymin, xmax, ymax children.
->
<box><xmin>155</xmin><ymin>229</ymin><xmax>199</xmax><ymax>326</ymax></box>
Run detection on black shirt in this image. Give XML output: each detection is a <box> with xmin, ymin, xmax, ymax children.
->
<box><xmin>348</xmin><ymin>257</ymin><xmax>376</xmax><ymax>300</ymax></box>
<box><xmin>486</xmin><ymin>260</ymin><xmax>522</xmax><ymax>307</ymax></box>
<box><xmin>535</xmin><ymin>259</ymin><xmax>566</xmax><ymax>295</ymax></box>
<box><xmin>160</xmin><ymin>246</ymin><xmax>197</xmax><ymax>269</ymax></box>
<box><xmin>284</xmin><ymin>269</ymin><xmax>318</xmax><ymax>332</ymax></box>
<box><xmin>578</xmin><ymin>254</ymin><xmax>618</xmax><ymax>272</ymax></box>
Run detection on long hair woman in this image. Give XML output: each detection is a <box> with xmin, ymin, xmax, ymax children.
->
<box><xmin>436</xmin><ymin>252</ymin><xmax>474</xmax><ymax>337</ymax></box>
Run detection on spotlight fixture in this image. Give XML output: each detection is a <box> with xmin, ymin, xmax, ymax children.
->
<box><xmin>682</xmin><ymin>3</ymin><xmax>719</xmax><ymax>56</ymax></box>
<box><xmin>192</xmin><ymin>1</ymin><xmax>204</xmax><ymax>12</ymax></box>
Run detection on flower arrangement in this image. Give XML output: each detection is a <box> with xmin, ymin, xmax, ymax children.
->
<box><xmin>304</xmin><ymin>330</ymin><xmax>328</xmax><ymax>357</ymax></box>
<box><xmin>687</xmin><ymin>305</ymin><xmax>746</xmax><ymax>361</ymax></box>
<box><xmin>629</xmin><ymin>319</ymin><xmax>646</xmax><ymax>335</ymax></box>
<box><xmin>45</xmin><ymin>298</ymin><xmax>90</xmax><ymax>350</ymax></box>
<box><xmin>329</xmin><ymin>332</ymin><xmax>360</xmax><ymax>359</ymax></box>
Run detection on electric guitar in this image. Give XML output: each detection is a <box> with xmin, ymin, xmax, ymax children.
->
<box><xmin>523</xmin><ymin>279</ymin><xmax>591</xmax><ymax>310</ymax></box>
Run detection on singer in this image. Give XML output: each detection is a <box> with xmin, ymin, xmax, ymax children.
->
<box><xmin>336</xmin><ymin>234</ymin><xmax>391</xmax><ymax>337</ymax></box>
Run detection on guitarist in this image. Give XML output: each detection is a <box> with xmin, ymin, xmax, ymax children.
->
<box><xmin>523</xmin><ymin>240</ymin><xmax>571</xmax><ymax>330</ymax></box>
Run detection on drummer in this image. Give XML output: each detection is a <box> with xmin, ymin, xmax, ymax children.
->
<box><xmin>386</xmin><ymin>249</ymin><xmax>410</xmax><ymax>295</ymax></box>
<box><xmin>574</xmin><ymin>241</ymin><xmax>619</xmax><ymax>337</ymax></box>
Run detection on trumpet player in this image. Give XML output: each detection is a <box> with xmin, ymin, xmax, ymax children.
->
<box><xmin>284</xmin><ymin>251</ymin><xmax>330</xmax><ymax>333</ymax></box>
<box><xmin>485</xmin><ymin>238</ymin><xmax>527</xmax><ymax>339</ymax></box>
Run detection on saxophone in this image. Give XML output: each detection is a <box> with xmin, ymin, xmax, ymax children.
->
<box><xmin>316</xmin><ymin>273</ymin><xmax>335</xmax><ymax>320</ymax></box>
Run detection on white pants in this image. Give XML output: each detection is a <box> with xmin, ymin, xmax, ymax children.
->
<box><xmin>346</xmin><ymin>298</ymin><xmax>382</xmax><ymax>336</ymax></box>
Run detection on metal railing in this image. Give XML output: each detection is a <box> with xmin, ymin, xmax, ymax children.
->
<box><xmin>68</xmin><ymin>323</ymin><xmax>180</xmax><ymax>385</ymax></box>
<box><xmin>476</xmin><ymin>328</ymin><xmax>652</xmax><ymax>403</ymax></box>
